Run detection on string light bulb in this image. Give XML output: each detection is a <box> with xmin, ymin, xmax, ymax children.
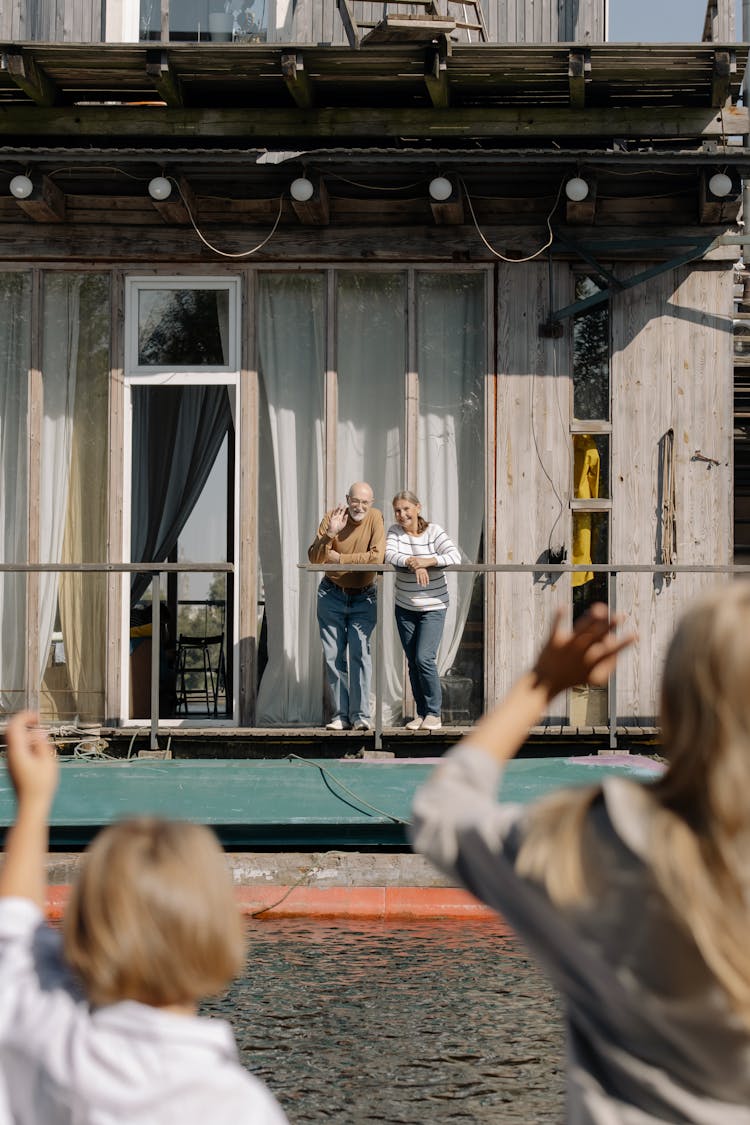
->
<box><xmin>708</xmin><ymin>172</ymin><xmax>733</xmax><ymax>198</ymax></box>
<box><xmin>565</xmin><ymin>176</ymin><xmax>589</xmax><ymax>202</ymax></box>
<box><xmin>9</xmin><ymin>174</ymin><xmax>33</xmax><ymax>199</ymax></box>
<box><xmin>148</xmin><ymin>176</ymin><xmax>172</xmax><ymax>201</ymax></box>
<box><xmin>290</xmin><ymin>176</ymin><xmax>314</xmax><ymax>202</ymax></box>
<box><xmin>429</xmin><ymin>176</ymin><xmax>453</xmax><ymax>201</ymax></box>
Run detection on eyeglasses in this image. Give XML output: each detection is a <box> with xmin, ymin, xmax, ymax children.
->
<box><xmin>347</xmin><ymin>494</ymin><xmax>372</xmax><ymax>508</ymax></box>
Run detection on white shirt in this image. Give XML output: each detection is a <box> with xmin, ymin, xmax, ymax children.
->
<box><xmin>0</xmin><ymin>897</ymin><xmax>288</xmax><ymax>1125</ymax></box>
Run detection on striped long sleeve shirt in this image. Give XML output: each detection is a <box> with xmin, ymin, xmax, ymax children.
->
<box><xmin>384</xmin><ymin>523</ymin><xmax>461</xmax><ymax>611</ymax></box>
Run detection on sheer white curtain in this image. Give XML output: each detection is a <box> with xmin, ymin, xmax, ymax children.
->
<box><xmin>256</xmin><ymin>274</ymin><xmax>325</xmax><ymax>724</ymax></box>
<box><xmin>336</xmin><ymin>272</ymin><xmax>406</xmax><ymax>723</ymax></box>
<box><xmin>416</xmin><ymin>272</ymin><xmax>485</xmax><ymax>675</ymax></box>
<box><xmin>0</xmin><ymin>274</ymin><xmax>31</xmax><ymax>712</ymax></box>
<box><xmin>39</xmin><ymin>277</ymin><xmax>81</xmax><ymax>684</ymax></box>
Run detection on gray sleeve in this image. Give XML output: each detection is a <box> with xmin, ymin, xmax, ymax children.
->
<box><xmin>409</xmin><ymin>744</ymin><xmax>527</xmax><ymax>887</ymax></box>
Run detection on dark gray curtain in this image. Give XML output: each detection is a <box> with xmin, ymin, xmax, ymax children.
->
<box><xmin>130</xmin><ymin>385</ymin><xmax>231</xmax><ymax>605</ymax></box>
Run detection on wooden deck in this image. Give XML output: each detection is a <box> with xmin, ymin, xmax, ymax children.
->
<box><xmin>95</xmin><ymin>724</ymin><xmax>662</xmax><ymax>760</ymax></box>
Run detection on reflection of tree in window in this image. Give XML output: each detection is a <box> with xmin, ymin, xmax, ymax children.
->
<box><xmin>139</xmin><ymin>290</ymin><xmax>226</xmax><ymax>366</ymax></box>
<box><xmin>573</xmin><ymin>276</ymin><xmax>609</xmax><ymax>421</ymax></box>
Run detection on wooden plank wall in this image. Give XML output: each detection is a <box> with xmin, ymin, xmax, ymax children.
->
<box><xmin>283</xmin><ymin>0</ymin><xmax>608</xmax><ymax>45</ymax></box>
<box><xmin>610</xmin><ymin>261</ymin><xmax>734</xmax><ymax>724</ymax></box>
<box><xmin>493</xmin><ymin>260</ymin><xmax>573</xmax><ymax>715</ymax></box>
<box><xmin>3</xmin><ymin>0</ymin><xmax>104</xmax><ymax>41</ymax></box>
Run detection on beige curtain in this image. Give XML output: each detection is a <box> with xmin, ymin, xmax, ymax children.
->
<box><xmin>40</xmin><ymin>275</ymin><xmax>109</xmax><ymax>723</ymax></box>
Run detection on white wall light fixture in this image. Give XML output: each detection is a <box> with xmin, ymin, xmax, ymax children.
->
<box><xmin>148</xmin><ymin>176</ymin><xmax>172</xmax><ymax>201</ymax></box>
<box><xmin>428</xmin><ymin>175</ymin><xmax>453</xmax><ymax>202</ymax></box>
<box><xmin>708</xmin><ymin>172</ymin><xmax>733</xmax><ymax>198</ymax></box>
<box><xmin>290</xmin><ymin>176</ymin><xmax>315</xmax><ymax>202</ymax></box>
<box><xmin>9</xmin><ymin>174</ymin><xmax>33</xmax><ymax>199</ymax></box>
<box><xmin>565</xmin><ymin>176</ymin><xmax>589</xmax><ymax>202</ymax></box>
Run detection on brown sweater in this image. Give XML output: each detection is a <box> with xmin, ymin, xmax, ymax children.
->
<box><xmin>308</xmin><ymin>508</ymin><xmax>386</xmax><ymax>590</ymax></box>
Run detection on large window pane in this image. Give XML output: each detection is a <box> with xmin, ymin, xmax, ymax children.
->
<box><xmin>39</xmin><ymin>274</ymin><xmax>110</xmax><ymax>724</ymax></box>
<box><xmin>0</xmin><ymin>273</ymin><xmax>31</xmax><ymax>713</ymax></box>
<box><xmin>573</xmin><ymin>275</ymin><xmax>610</xmax><ymax>421</ymax></box>
<box><xmin>138</xmin><ymin>288</ymin><xmax>230</xmax><ymax>367</ymax></box>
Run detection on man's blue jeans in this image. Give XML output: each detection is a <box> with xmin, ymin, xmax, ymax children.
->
<box><xmin>395</xmin><ymin>605</ymin><xmax>446</xmax><ymax>719</ymax></box>
<box><xmin>317</xmin><ymin>577</ymin><xmax>377</xmax><ymax>725</ymax></box>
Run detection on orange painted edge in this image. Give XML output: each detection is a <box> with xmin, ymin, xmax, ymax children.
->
<box><xmin>45</xmin><ymin>885</ymin><xmax>501</xmax><ymax>923</ymax></box>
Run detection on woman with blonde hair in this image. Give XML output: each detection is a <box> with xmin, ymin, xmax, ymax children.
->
<box><xmin>411</xmin><ymin>586</ymin><xmax>750</xmax><ymax>1123</ymax></box>
<box><xmin>385</xmin><ymin>490</ymin><xmax>461</xmax><ymax>730</ymax></box>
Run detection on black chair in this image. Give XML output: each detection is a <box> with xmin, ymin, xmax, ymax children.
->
<box><xmin>175</xmin><ymin>631</ymin><xmax>226</xmax><ymax>717</ymax></box>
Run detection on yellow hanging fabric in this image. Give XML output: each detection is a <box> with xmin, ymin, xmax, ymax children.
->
<box><xmin>572</xmin><ymin>435</ymin><xmax>600</xmax><ymax>586</ymax></box>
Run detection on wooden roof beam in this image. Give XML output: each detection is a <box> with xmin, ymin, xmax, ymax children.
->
<box><xmin>429</xmin><ymin>175</ymin><xmax>463</xmax><ymax>224</ymax></box>
<box><xmin>565</xmin><ymin>174</ymin><xmax>597</xmax><ymax>224</ymax></box>
<box><xmin>291</xmin><ymin>175</ymin><xmax>329</xmax><ymax>225</ymax></box>
<box><xmin>424</xmin><ymin>47</ymin><xmax>450</xmax><ymax>109</ymax></box>
<box><xmin>145</xmin><ymin>50</ymin><xmax>183</xmax><ymax>108</ymax></box>
<box><xmin>150</xmin><ymin>174</ymin><xmax>195</xmax><ymax>224</ymax></box>
<box><xmin>13</xmin><ymin>174</ymin><xmax>66</xmax><ymax>222</ymax></box>
<box><xmin>3</xmin><ymin>105</ymin><xmax>748</xmax><ymax>140</ymax></box>
<box><xmin>3</xmin><ymin>49</ymin><xmax>57</xmax><ymax>107</ymax></box>
<box><xmin>336</xmin><ymin>0</ymin><xmax>361</xmax><ymax>49</ymax></box>
<box><xmin>699</xmin><ymin>168</ymin><xmax>741</xmax><ymax>222</ymax></box>
<box><xmin>711</xmin><ymin>49</ymin><xmax>735</xmax><ymax>108</ymax></box>
<box><xmin>568</xmin><ymin>49</ymin><xmax>591</xmax><ymax>111</ymax></box>
<box><xmin>281</xmin><ymin>53</ymin><xmax>314</xmax><ymax>109</ymax></box>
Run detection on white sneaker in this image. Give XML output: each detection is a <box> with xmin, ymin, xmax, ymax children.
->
<box><xmin>404</xmin><ymin>717</ymin><xmax>423</xmax><ymax>731</ymax></box>
<box><xmin>326</xmin><ymin>718</ymin><xmax>350</xmax><ymax>731</ymax></box>
<box><xmin>422</xmin><ymin>714</ymin><xmax>442</xmax><ymax>731</ymax></box>
<box><xmin>352</xmin><ymin>719</ymin><xmax>371</xmax><ymax>731</ymax></box>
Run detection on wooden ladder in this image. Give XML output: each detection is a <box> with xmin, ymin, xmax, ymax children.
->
<box><xmin>337</xmin><ymin>1</ymin><xmax>487</xmax><ymax>47</ymax></box>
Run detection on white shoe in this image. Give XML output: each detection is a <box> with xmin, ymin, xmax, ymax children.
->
<box><xmin>404</xmin><ymin>717</ymin><xmax>423</xmax><ymax>731</ymax></box>
<box><xmin>422</xmin><ymin>714</ymin><xmax>442</xmax><ymax>730</ymax></box>
<box><xmin>326</xmin><ymin>718</ymin><xmax>350</xmax><ymax>731</ymax></box>
<box><xmin>352</xmin><ymin>719</ymin><xmax>371</xmax><ymax>731</ymax></box>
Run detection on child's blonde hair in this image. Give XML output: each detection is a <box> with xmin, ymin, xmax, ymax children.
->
<box><xmin>63</xmin><ymin>818</ymin><xmax>246</xmax><ymax>1008</ymax></box>
<box><xmin>517</xmin><ymin>582</ymin><xmax>750</xmax><ymax>1021</ymax></box>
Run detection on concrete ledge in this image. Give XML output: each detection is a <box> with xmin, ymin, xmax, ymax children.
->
<box><xmin>45</xmin><ymin>884</ymin><xmax>500</xmax><ymax>922</ymax></box>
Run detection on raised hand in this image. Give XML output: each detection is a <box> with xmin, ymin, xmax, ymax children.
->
<box><xmin>327</xmin><ymin>505</ymin><xmax>349</xmax><ymax>538</ymax></box>
<box><xmin>533</xmin><ymin>604</ymin><xmax>635</xmax><ymax>700</ymax></box>
<box><xmin>4</xmin><ymin>711</ymin><xmax>59</xmax><ymax>809</ymax></box>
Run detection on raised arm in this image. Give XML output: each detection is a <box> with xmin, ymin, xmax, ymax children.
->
<box><xmin>0</xmin><ymin>713</ymin><xmax>58</xmax><ymax>909</ymax></box>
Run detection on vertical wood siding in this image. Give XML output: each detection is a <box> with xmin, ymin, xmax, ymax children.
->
<box><xmin>610</xmin><ymin>262</ymin><xmax>734</xmax><ymax>724</ymax></box>
<box><xmin>492</xmin><ymin>260</ymin><xmax>573</xmax><ymax>710</ymax></box>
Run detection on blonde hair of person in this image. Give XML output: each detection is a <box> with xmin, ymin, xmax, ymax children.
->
<box><xmin>392</xmin><ymin>490</ymin><xmax>429</xmax><ymax>535</ymax></box>
<box><xmin>64</xmin><ymin>818</ymin><xmax>246</xmax><ymax>1008</ymax></box>
<box><xmin>516</xmin><ymin>582</ymin><xmax>750</xmax><ymax>1022</ymax></box>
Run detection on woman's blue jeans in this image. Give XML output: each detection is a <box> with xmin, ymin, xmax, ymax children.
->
<box><xmin>395</xmin><ymin>605</ymin><xmax>446</xmax><ymax>719</ymax></box>
<box><xmin>317</xmin><ymin>577</ymin><xmax>377</xmax><ymax>724</ymax></box>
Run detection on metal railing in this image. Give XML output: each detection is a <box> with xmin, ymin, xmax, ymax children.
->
<box><xmin>3</xmin><ymin>559</ymin><xmax>750</xmax><ymax>752</ymax></box>
<box><xmin>304</xmin><ymin>561</ymin><xmax>750</xmax><ymax>749</ymax></box>
<box><xmin>0</xmin><ymin>562</ymin><xmax>233</xmax><ymax>750</ymax></box>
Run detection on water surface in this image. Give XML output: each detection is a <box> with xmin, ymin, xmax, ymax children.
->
<box><xmin>203</xmin><ymin>920</ymin><xmax>565</xmax><ymax>1123</ymax></box>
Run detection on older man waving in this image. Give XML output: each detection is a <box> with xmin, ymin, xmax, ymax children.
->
<box><xmin>308</xmin><ymin>482</ymin><xmax>386</xmax><ymax>731</ymax></box>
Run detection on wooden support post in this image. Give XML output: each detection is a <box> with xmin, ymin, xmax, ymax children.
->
<box><xmin>145</xmin><ymin>49</ymin><xmax>183</xmax><ymax>106</ymax></box>
<box><xmin>4</xmin><ymin>49</ymin><xmax>57</xmax><ymax>106</ymax></box>
<box><xmin>291</xmin><ymin>175</ymin><xmax>330</xmax><ymax>225</ymax></box>
<box><xmin>424</xmin><ymin>46</ymin><xmax>450</xmax><ymax>109</ymax></box>
<box><xmin>336</xmin><ymin>0</ymin><xmax>361</xmax><ymax>48</ymax></box>
<box><xmin>429</xmin><ymin>176</ymin><xmax>464</xmax><ymax>225</ymax></box>
<box><xmin>13</xmin><ymin>175</ymin><xmax>66</xmax><ymax>223</ymax></box>
<box><xmin>565</xmin><ymin>174</ymin><xmax>597</xmax><ymax>224</ymax></box>
<box><xmin>281</xmin><ymin>52</ymin><xmax>314</xmax><ymax>109</ymax></box>
<box><xmin>711</xmin><ymin>48</ymin><xmax>735</xmax><ymax>108</ymax></box>
<box><xmin>568</xmin><ymin>49</ymin><xmax>590</xmax><ymax>111</ymax></box>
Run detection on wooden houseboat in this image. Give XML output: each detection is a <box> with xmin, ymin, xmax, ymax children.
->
<box><xmin>0</xmin><ymin>0</ymin><xmax>747</xmax><ymax>748</ymax></box>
